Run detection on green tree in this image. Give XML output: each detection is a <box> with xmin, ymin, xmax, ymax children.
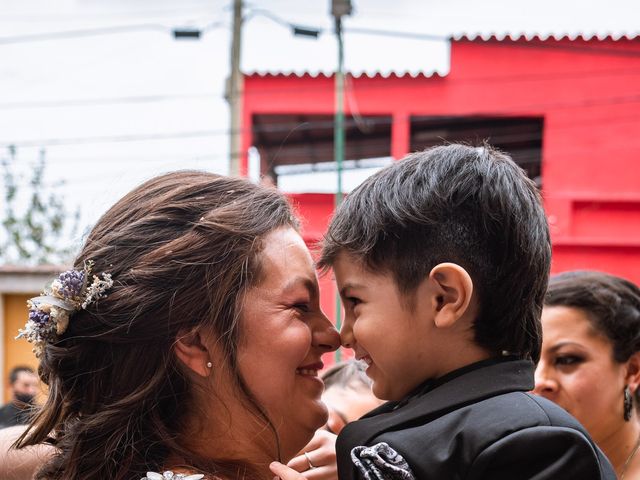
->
<box><xmin>1</xmin><ymin>146</ymin><xmax>79</xmax><ymax>265</ymax></box>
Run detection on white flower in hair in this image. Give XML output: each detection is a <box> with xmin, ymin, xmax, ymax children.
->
<box><xmin>142</xmin><ymin>471</ymin><xmax>204</xmax><ymax>480</ymax></box>
<box><xmin>17</xmin><ymin>260</ymin><xmax>113</xmax><ymax>357</ymax></box>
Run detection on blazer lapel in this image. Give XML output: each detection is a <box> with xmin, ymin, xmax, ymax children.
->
<box><xmin>337</xmin><ymin>359</ymin><xmax>534</xmax><ymax>478</ymax></box>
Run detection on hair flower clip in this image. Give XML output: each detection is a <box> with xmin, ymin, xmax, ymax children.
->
<box><xmin>18</xmin><ymin>260</ymin><xmax>113</xmax><ymax>357</ymax></box>
<box><xmin>142</xmin><ymin>471</ymin><xmax>204</xmax><ymax>480</ymax></box>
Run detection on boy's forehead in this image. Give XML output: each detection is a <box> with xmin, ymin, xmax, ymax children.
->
<box><xmin>333</xmin><ymin>251</ymin><xmax>369</xmax><ymax>276</ymax></box>
<box><xmin>333</xmin><ymin>251</ymin><xmax>394</xmax><ymax>285</ymax></box>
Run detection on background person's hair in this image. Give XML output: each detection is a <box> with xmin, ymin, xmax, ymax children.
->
<box><xmin>319</xmin><ymin>143</ymin><xmax>551</xmax><ymax>362</ymax></box>
<box><xmin>16</xmin><ymin>171</ymin><xmax>298</xmax><ymax>480</ymax></box>
<box><xmin>545</xmin><ymin>270</ymin><xmax>640</xmax><ymax>364</ymax></box>
<box><xmin>321</xmin><ymin>360</ymin><xmax>372</xmax><ymax>392</ymax></box>
<box><xmin>9</xmin><ymin>366</ymin><xmax>35</xmax><ymax>385</ymax></box>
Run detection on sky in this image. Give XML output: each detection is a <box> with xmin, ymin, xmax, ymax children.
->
<box><xmin>0</xmin><ymin>0</ymin><xmax>638</xmax><ymax>255</ymax></box>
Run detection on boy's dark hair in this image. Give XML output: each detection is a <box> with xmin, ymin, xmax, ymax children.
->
<box><xmin>545</xmin><ymin>270</ymin><xmax>640</xmax><ymax>364</ymax></box>
<box><xmin>319</xmin><ymin>144</ymin><xmax>551</xmax><ymax>362</ymax></box>
<box><xmin>9</xmin><ymin>366</ymin><xmax>35</xmax><ymax>385</ymax></box>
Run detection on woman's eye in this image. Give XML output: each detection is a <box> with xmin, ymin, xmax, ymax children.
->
<box><xmin>292</xmin><ymin>303</ymin><xmax>310</xmax><ymax>313</ymax></box>
<box><xmin>555</xmin><ymin>355</ymin><xmax>583</xmax><ymax>367</ymax></box>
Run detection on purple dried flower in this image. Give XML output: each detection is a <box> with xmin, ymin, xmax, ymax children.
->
<box><xmin>57</xmin><ymin>269</ymin><xmax>85</xmax><ymax>299</ymax></box>
<box><xmin>29</xmin><ymin>308</ymin><xmax>50</xmax><ymax>325</ymax></box>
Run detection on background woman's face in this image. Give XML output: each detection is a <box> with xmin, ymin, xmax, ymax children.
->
<box><xmin>237</xmin><ymin>227</ymin><xmax>340</xmax><ymax>460</ymax></box>
<box><xmin>534</xmin><ymin>305</ymin><xmax>628</xmax><ymax>443</ymax></box>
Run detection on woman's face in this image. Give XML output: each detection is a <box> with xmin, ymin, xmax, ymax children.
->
<box><xmin>534</xmin><ymin>305</ymin><xmax>629</xmax><ymax>443</ymax></box>
<box><xmin>237</xmin><ymin>227</ymin><xmax>340</xmax><ymax>459</ymax></box>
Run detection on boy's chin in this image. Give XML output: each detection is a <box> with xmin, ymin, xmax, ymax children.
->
<box><xmin>372</xmin><ymin>382</ymin><xmax>405</xmax><ymax>402</ymax></box>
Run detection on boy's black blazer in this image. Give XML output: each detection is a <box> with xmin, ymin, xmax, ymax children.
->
<box><xmin>336</xmin><ymin>358</ymin><xmax>616</xmax><ymax>480</ymax></box>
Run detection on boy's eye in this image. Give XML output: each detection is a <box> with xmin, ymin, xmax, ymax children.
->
<box><xmin>554</xmin><ymin>355</ymin><xmax>584</xmax><ymax>367</ymax></box>
<box><xmin>347</xmin><ymin>296</ymin><xmax>362</xmax><ymax>307</ymax></box>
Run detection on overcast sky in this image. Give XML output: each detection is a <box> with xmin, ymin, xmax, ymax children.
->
<box><xmin>1</xmin><ymin>0</ymin><xmax>638</xmax><ymax>249</ymax></box>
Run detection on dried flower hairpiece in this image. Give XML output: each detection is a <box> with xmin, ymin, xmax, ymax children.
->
<box><xmin>18</xmin><ymin>260</ymin><xmax>113</xmax><ymax>357</ymax></box>
<box><xmin>142</xmin><ymin>471</ymin><xmax>204</xmax><ymax>480</ymax></box>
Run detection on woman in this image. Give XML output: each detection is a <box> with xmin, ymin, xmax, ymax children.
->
<box><xmin>15</xmin><ymin>171</ymin><xmax>340</xmax><ymax>479</ymax></box>
<box><xmin>534</xmin><ymin>271</ymin><xmax>640</xmax><ymax>479</ymax></box>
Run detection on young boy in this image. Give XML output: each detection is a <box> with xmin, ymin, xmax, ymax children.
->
<box><xmin>316</xmin><ymin>144</ymin><xmax>615</xmax><ymax>479</ymax></box>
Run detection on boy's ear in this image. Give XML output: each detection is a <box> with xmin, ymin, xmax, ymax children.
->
<box><xmin>428</xmin><ymin>263</ymin><xmax>474</xmax><ymax>329</ymax></box>
<box><xmin>174</xmin><ymin>329</ymin><xmax>213</xmax><ymax>377</ymax></box>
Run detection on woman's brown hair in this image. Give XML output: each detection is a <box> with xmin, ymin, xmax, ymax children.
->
<box><xmin>16</xmin><ymin>171</ymin><xmax>298</xmax><ymax>479</ymax></box>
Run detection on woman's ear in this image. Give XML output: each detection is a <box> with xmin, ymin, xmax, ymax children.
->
<box><xmin>625</xmin><ymin>352</ymin><xmax>640</xmax><ymax>393</ymax></box>
<box><xmin>428</xmin><ymin>263</ymin><xmax>475</xmax><ymax>329</ymax></box>
<box><xmin>174</xmin><ymin>329</ymin><xmax>213</xmax><ymax>377</ymax></box>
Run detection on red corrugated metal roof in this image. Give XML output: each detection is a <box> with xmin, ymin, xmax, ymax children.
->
<box><xmin>451</xmin><ymin>32</ymin><xmax>640</xmax><ymax>41</ymax></box>
<box><xmin>245</xmin><ymin>70</ymin><xmax>446</xmax><ymax>78</ymax></box>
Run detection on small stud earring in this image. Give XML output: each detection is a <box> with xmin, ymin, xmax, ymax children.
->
<box><xmin>206</xmin><ymin>361</ymin><xmax>213</xmax><ymax>368</ymax></box>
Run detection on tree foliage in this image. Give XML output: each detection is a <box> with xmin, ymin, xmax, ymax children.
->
<box><xmin>1</xmin><ymin>146</ymin><xmax>79</xmax><ymax>265</ymax></box>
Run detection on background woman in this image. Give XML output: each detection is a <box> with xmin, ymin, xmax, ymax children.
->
<box><xmin>15</xmin><ymin>171</ymin><xmax>340</xmax><ymax>479</ymax></box>
<box><xmin>534</xmin><ymin>270</ymin><xmax>640</xmax><ymax>479</ymax></box>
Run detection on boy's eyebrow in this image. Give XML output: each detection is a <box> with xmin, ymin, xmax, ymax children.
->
<box><xmin>339</xmin><ymin>282</ymin><xmax>366</xmax><ymax>296</ymax></box>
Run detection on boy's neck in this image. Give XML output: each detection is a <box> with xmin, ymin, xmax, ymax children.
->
<box><xmin>432</xmin><ymin>338</ymin><xmax>493</xmax><ymax>381</ymax></box>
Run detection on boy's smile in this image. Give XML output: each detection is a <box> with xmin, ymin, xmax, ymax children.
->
<box><xmin>332</xmin><ymin>252</ymin><xmax>442</xmax><ymax>401</ymax></box>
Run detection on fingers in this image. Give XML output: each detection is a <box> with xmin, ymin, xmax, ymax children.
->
<box><xmin>288</xmin><ymin>430</ymin><xmax>338</xmax><ymax>480</ymax></box>
<box><xmin>270</xmin><ymin>461</ymin><xmax>308</xmax><ymax>480</ymax></box>
<box><xmin>276</xmin><ymin>462</ymin><xmax>336</xmax><ymax>480</ymax></box>
<box><xmin>296</xmin><ymin>429</ymin><xmax>337</xmax><ymax>453</ymax></box>
<box><xmin>296</xmin><ymin>465</ymin><xmax>337</xmax><ymax>480</ymax></box>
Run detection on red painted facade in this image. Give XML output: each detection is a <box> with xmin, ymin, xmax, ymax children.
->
<box><xmin>242</xmin><ymin>36</ymin><xmax>640</xmax><ymax>329</ymax></box>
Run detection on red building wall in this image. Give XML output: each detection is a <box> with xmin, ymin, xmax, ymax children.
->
<box><xmin>242</xmin><ymin>36</ymin><xmax>640</xmax><ymax>327</ymax></box>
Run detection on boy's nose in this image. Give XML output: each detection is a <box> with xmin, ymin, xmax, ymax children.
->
<box><xmin>533</xmin><ymin>362</ymin><xmax>558</xmax><ymax>396</ymax></box>
<box><xmin>340</xmin><ymin>319</ymin><xmax>355</xmax><ymax>349</ymax></box>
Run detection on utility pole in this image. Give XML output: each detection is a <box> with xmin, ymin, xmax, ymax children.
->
<box><xmin>228</xmin><ymin>0</ymin><xmax>243</xmax><ymax>176</ymax></box>
<box><xmin>331</xmin><ymin>0</ymin><xmax>352</xmax><ymax>362</ymax></box>
<box><xmin>332</xmin><ymin>0</ymin><xmax>351</xmax><ymax>207</ymax></box>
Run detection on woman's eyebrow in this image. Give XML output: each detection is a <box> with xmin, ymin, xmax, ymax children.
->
<box><xmin>282</xmin><ymin>276</ymin><xmax>318</xmax><ymax>296</ymax></box>
<box><xmin>548</xmin><ymin>341</ymin><xmax>585</xmax><ymax>353</ymax></box>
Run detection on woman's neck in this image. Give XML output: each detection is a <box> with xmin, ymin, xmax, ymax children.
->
<box><xmin>598</xmin><ymin>414</ymin><xmax>640</xmax><ymax>478</ymax></box>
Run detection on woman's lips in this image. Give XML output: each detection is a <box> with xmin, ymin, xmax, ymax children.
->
<box><xmin>296</xmin><ymin>361</ymin><xmax>324</xmax><ymax>376</ymax></box>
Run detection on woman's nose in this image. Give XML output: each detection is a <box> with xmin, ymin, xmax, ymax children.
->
<box><xmin>533</xmin><ymin>362</ymin><xmax>558</xmax><ymax>396</ymax></box>
<box><xmin>313</xmin><ymin>312</ymin><xmax>340</xmax><ymax>352</ymax></box>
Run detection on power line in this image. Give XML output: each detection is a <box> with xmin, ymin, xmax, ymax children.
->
<box><xmin>2</xmin><ymin>67</ymin><xmax>639</xmax><ymax>112</ymax></box>
<box><xmin>346</xmin><ymin>26</ymin><xmax>447</xmax><ymax>42</ymax></box>
<box><xmin>0</xmin><ymin>24</ymin><xmax>168</xmax><ymax>44</ymax></box>
<box><xmin>1</xmin><ymin>87</ymin><xmax>639</xmax><ymax>149</ymax></box>
<box><xmin>0</xmin><ymin>3</ymin><xmax>219</xmax><ymax>22</ymax></box>
<box><xmin>0</xmin><ymin>21</ymin><xmax>226</xmax><ymax>45</ymax></box>
<box><xmin>247</xmin><ymin>7</ymin><xmax>640</xmax><ymax>57</ymax></box>
<box><xmin>0</xmin><ymin>130</ymin><xmax>227</xmax><ymax>148</ymax></box>
<box><xmin>0</xmin><ymin>112</ymin><xmax>631</xmax><ymax>150</ymax></box>
<box><xmin>0</xmin><ymin>93</ymin><xmax>219</xmax><ymax>110</ymax></box>
<box><xmin>240</xmin><ymin>68</ymin><xmax>640</xmax><ymax>96</ymax></box>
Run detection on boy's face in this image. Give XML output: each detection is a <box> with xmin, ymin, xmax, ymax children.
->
<box><xmin>332</xmin><ymin>252</ymin><xmax>443</xmax><ymax>401</ymax></box>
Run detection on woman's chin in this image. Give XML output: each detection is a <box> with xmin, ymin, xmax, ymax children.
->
<box><xmin>279</xmin><ymin>400</ymin><xmax>328</xmax><ymax>458</ymax></box>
